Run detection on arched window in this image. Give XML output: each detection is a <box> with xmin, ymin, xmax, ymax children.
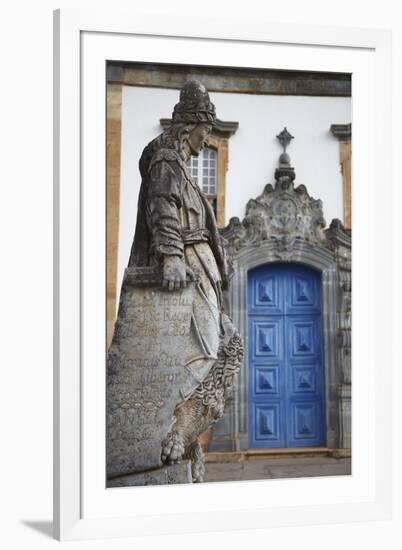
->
<box><xmin>187</xmin><ymin>147</ymin><xmax>217</xmax><ymax>216</ymax></box>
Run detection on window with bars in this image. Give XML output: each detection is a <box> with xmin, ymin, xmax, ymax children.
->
<box><xmin>186</xmin><ymin>147</ymin><xmax>217</xmax><ymax>216</ymax></box>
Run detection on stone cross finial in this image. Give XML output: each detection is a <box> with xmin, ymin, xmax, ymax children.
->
<box><xmin>276</xmin><ymin>127</ymin><xmax>294</xmax><ymax>152</ymax></box>
<box><xmin>275</xmin><ymin>128</ymin><xmax>295</xmax><ymax>184</ymax></box>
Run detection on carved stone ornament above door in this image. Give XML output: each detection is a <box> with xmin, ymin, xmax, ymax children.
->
<box><xmin>222</xmin><ymin>128</ymin><xmax>327</xmax><ymax>261</ymax></box>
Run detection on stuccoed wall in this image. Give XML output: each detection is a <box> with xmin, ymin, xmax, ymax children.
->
<box><xmin>118</xmin><ymin>86</ymin><xmax>351</xmax><ymax>298</ymax></box>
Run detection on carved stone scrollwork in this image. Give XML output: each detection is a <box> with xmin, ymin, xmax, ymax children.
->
<box><xmin>222</xmin><ymin>170</ymin><xmax>327</xmax><ymax>262</ymax></box>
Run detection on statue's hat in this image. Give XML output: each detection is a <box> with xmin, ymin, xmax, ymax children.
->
<box><xmin>172</xmin><ymin>79</ymin><xmax>216</xmax><ymax>125</ymax></box>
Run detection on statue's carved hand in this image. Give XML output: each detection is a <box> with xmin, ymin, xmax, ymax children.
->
<box><xmin>162</xmin><ymin>256</ymin><xmax>195</xmax><ymax>291</ymax></box>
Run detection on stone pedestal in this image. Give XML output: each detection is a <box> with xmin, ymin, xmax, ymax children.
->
<box><xmin>107</xmin><ymin>461</ymin><xmax>192</xmax><ymax>487</ymax></box>
<box><xmin>107</xmin><ymin>283</ymin><xmax>196</xmax><ymax>477</ymax></box>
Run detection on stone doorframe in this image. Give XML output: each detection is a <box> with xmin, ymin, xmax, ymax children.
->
<box><xmin>225</xmin><ymin>240</ymin><xmax>339</xmax><ymax>451</ymax></box>
<box><xmin>208</xmin><ymin>137</ymin><xmax>351</xmax><ymax>452</ymax></box>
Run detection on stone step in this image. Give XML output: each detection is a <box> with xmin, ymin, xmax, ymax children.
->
<box><xmin>205</xmin><ymin>448</ymin><xmax>351</xmax><ymax>463</ymax></box>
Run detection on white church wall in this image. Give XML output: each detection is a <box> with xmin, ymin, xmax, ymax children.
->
<box><xmin>118</xmin><ymin>85</ymin><xmax>351</xmax><ymax>296</ymax></box>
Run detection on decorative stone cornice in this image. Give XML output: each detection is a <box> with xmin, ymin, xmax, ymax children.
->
<box><xmin>107</xmin><ymin>62</ymin><xmax>351</xmax><ymax>97</ymax></box>
<box><xmin>330</xmin><ymin>123</ymin><xmax>352</xmax><ymax>141</ymax></box>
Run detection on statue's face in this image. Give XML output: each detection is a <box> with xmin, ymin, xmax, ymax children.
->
<box><xmin>187</xmin><ymin>123</ymin><xmax>212</xmax><ymax>156</ymax></box>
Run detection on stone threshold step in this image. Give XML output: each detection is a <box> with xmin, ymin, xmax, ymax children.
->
<box><xmin>205</xmin><ymin>448</ymin><xmax>351</xmax><ymax>463</ymax></box>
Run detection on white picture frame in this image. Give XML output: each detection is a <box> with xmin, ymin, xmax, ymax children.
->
<box><xmin>53</xmin><ymin>8</ymin><xmax>392</xmax><ymax>541</ymax></box>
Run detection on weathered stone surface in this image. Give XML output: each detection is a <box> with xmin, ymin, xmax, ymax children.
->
<box><xmin>106</xmin><ymin>80</ymin><xmax>243</xmax><ymax>485</ymax></box>
<box><xmin>107</xmin><ymin>282</ymin><xmax>211</xmax><ymax>477</ymax></box>
<box><xmin>221</xmin><ymin>174</ymin><xmax>327</xmax><ymax>261</ymax></box>
<box><xmin>107</xmin><ymin>461</ymin><xmax>192</xmax><ymax>487</ymax></box>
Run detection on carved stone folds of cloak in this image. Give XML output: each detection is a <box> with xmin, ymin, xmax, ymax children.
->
<box><xmin>106</xmin><ymin>80</ymin><xmax>243</xmax><ymax>484</ymax></box>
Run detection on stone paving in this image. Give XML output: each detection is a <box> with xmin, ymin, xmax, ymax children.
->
<box><xmin>204</xmin><ymin>454</ymin><xmax>351</xmax><ymax>483</ymax></box>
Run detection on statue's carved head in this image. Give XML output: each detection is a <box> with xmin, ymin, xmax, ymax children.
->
<box><xmin>148</xmin><ymin>80</ymin><xmax>216</xmax><ymax>159</ymax></box>
<box><xmin>140</xmin><ymin>80</ymin><xmax>216</xmax><ymax>165</ymax></box>
<box><xmin>171</xmin><ymin>80</ymin><xmax>215</xmax><ymax>156</ymax></box>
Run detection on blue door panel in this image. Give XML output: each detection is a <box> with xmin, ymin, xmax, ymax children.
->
<box><xmin>248</xmin><ymin>264</ymin><xmax>325</xmax><ymax>448</ymax></box>
<box><xmin>253</xmin><ymin>403</ymin><xmax>285</xmax><ymax>446</ymax></box>
<box><xmin>250</xmin><ymin>317</ymin><xmax>283</xmax><ymax>360</ymax></box>
<box><xmin>288</xmin><ymin>316</ymin><xmax>320</xmax><ymax>359</ymax></box>
<box><xmin>290</xmin><ymin>363</ymin><xmax>319</xmax><ymax>394</ymax></box>
<box><xmin>288</xmin><ymin>401</ymin><xmax>323</xmax><ymax>445</ymax></box>
<box><xmin>254</xmin><ymin>365</ymin><xmax>280</xmax><ymax>396</ymax></box>
<box><xmin>286</xmin><ymin>269</ymin><xmax>322</xmax><ymax>315</ymax></box>
<box><xmin>249</xmin><ymin>271</ymin><xmax>285</xmax><ymax>315</ymax></box>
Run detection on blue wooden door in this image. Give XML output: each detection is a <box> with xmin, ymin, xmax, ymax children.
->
<box><xmin>248</xmin><ymin>263</ymin><xmax>325</xmax><ymax>448</ymax></box>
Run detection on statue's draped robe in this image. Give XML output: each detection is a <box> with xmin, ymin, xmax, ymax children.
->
<box><xmin>128</xmin><ymin>147</ymin><xmax>231</xmax><ymax>401</ymax></box>
<box><xmin>107</xmin><ymin>144</ymin><xmax>241</xmax><ymax>478</ymax></box>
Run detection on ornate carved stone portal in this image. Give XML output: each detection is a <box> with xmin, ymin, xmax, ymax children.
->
<box><xmin>209</xmin><ymin>128</ymin><xmax>351</xmax><ymax>452</ymax></box>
